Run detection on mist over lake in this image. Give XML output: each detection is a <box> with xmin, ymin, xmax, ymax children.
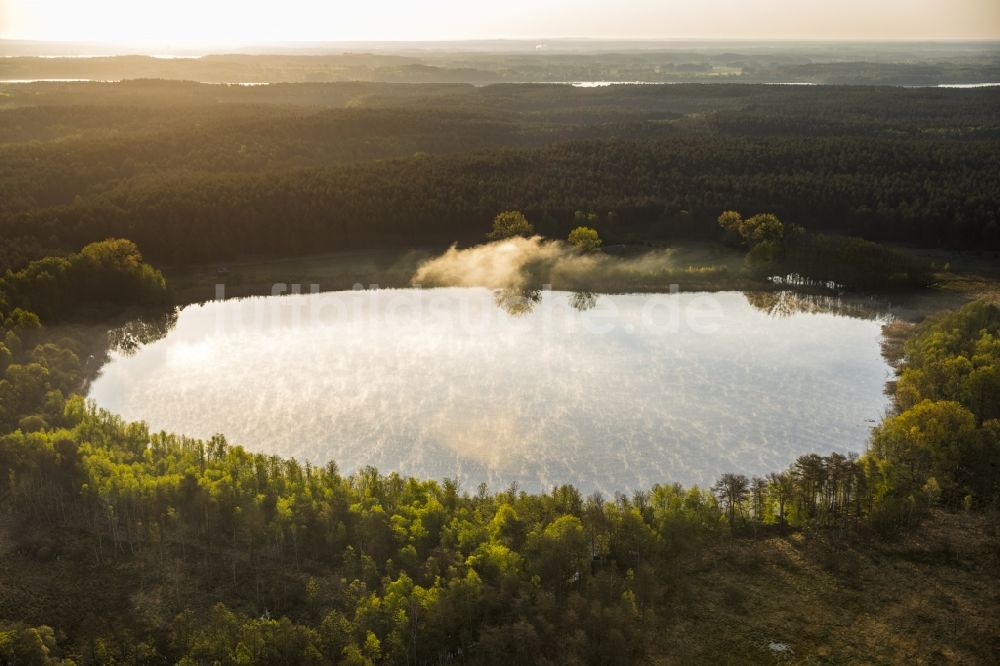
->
<box><xmin>88</xmin><ymin>288</ymin><xmax>892</xmax><ymax>493</ymax></box>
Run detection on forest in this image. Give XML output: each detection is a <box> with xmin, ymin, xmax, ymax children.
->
<box><xmin>0</xmin><ymin>81</ymin><xmax>999</xmax><ymax>271</ymax></box>
<box><xmin>0</xmin><ymin>234</ymin><xmax>997</xmax><ymax>662</ymax></box>
<box><xmin>0</xmin><ymin>75</ymin><xmax>999</xmax><ymax>663</ymax></box>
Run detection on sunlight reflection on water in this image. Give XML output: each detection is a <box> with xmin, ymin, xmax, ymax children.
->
<box><xmin>89</xmin><ymin>288</ymin><xmax>893</xmax><ymax>493</ymax></box>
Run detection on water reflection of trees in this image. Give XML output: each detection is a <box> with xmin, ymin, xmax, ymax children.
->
<box><xmin>569</xmin><ymin>291</ymin><xmax>598</xmax><ymax>312</ymax></box>
<box><xmin>493</xmin><ymin>288</ymin><xmax>601</xmax><ymax>316</ymax></box>
<box><xmin>107</xmin><ymin>308</ymin><xmax>179</xmax><ymax>355</ymax></box>
<box><xmin>743</xmin><ymin>291</ymin><xmax>891</xmax><ymax>321</ymax></box>
<box><xmin>493</xmin><ymin>287</ymin><xmax>542</xmax><ymax>316</ymax></box>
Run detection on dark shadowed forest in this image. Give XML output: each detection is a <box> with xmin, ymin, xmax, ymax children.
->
<box><xmin>1</xmin><ymin>81</ymin><xmax>998</xmax><ymax>271</ymax></box>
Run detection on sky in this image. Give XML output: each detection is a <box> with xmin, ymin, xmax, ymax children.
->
<box><xmin>1</xmin><ymin>0</ymin><xmax>999</xmax><ymax>44</ymax></box>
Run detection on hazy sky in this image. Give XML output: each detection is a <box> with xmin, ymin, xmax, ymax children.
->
<box><xmin>2</xmin><ymin>0</ymin><xmax>999</xmax><ymax>43</ymax></box>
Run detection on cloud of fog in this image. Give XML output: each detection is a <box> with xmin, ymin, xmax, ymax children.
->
<box><xmin>412</xmin><ymin>236</ymin><xmax>710</xmax><ymax>291</ymax></box>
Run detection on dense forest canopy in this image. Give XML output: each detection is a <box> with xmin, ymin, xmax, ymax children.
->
<box><xmin>0</xmin><ymin>81</ymin><xmax>998</xmax><ymax>270</ymax></box>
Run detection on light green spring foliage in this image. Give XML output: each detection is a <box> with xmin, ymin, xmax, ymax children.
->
<box><xmin>0</xmin><ymin>621</ymin><xmax>71</xmax><ymax>666</ymax></box>
<box><xmin>487</xmin><ymin>211</ymin><xmax>534</xmax><ymax>241</ymax></box>
<box><xmin>894</xmin><ymin>300</ymin><xmax>1000</xmax><ymax>423</ymax></box>
<box><xmin>568</xmin><ymin>226</ymin><xmax>602</xmax><ymax>252</ymax></box>
<box><xmin>868</xmin><ymin>301</ymin><xmax>1000</xmax><ymax>507</ymax></box>
<box><xmin>717</xmin><ymin>211</ymin><xmax>784</xmax><ymax>247</ymax></box>
<box><xmin>1</xmin><ymin>404</ymin><xmax>722</xmax><ymax>664</ymax></box>
<box><xmin>1</xmin><ymin>238</ymin><xmax>170</xmax><ymax>321</ymax></box>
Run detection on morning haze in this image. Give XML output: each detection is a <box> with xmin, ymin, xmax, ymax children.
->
<box><xmin>2</xmin><ymin>0</ymin><xmax>1000</xmax><ymax>43</ymax></box>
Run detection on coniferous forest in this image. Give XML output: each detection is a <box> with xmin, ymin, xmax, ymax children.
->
<box><xmin>1</xmin><ymin>81</ymin><xmax>998</xmax><ymax>270</ymax></box>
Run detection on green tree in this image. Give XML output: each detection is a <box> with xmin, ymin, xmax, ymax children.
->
<box><xmin>767</xmin><ymin>471</ymin><xmax>794</xmax><ymax>528</ymax></box>
<box><xmin>717</xmin><ymin>210</ymin><xmax>743</xmax><ymax>236</ymax></box>
<box><xmin>718</xmin><ymin>211</ymin><xmax>785</xmax><ymax>246</ymax></box>
<box><xmin>869</xmin><ymin>400</ymin><xmax>978</xmax><ymax>504</ymax></box>
<box><xmin>567</xmin><ymin>226</ymin><xmax>602</xmax><ymax>252</ymax></box>
<box><xmin>742</xmin><ymin>214</ymin><xmax>785</xmax><ymax>245</ymax></box>
<box><xmin>487</xmin><ymin>211</ymin><xmax>534</xmax><ymax>241</ymax></box>
<box><xmin>532</xmin><ymin>515</ymin><xmax>588</xmax><ymax>586</ymax></box>
<box><xmin>488</xmin><ymin>503</ymin><xmax>525</xmax><ymax>549</ymax></box>
<box><xmin>0</xmin><ymin>622</ymin><xmax>70</xmax><ymax>666</ymax></box>
<box><xmin>712</xmin><ymin>473</ymin><xmax>750</xmax><ymax>528</ymax></box>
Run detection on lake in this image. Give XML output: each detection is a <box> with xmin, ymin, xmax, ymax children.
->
<box><xmin>88</xmin><ymin>288</ymin><xmax>893</xmax><ymax>493</ymax></box>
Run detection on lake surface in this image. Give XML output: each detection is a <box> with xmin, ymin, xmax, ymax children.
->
<box><xmin>89</xmin><ymin>288</ymin><xmax>892</xmax><ymax>493</ymax></box>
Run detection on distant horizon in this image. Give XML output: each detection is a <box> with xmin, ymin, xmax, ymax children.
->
<box><xmin>5</xmin><ymin>36</ymin><xmax>1000</xmax><ymax>44</ymax></box>
<box><xmin>2</xmin><ymin>36</ymin><xmax>999</xmax><ymax>58</ymax></box>
<box><xmin>3</xmin><ymin>0</ymin><xmax>999</xmax><ymax>45</ymax></box>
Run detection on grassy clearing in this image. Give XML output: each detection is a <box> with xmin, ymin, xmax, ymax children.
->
<box><xmin>652</xmin><ymin>510</ymin><xmax>1000</xmax><ymax>665</ymax></box>
<box><xmin>892</xmin><ymin>246</ymin><xmax>1000</xmax><ymax>306</ymax></box>
<box><xmin>165</xmin><ymin>242</ymin><xmax>753</xmax><ymax>304</ymax></box>
<box><xmin>607</xmin><ymin>241</ymin><xmax>749</xmax><ymax>275</ymax></box>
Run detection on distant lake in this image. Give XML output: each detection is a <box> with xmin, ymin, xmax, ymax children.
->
<box><xmin>934</xmin><ymin>83</ymin><xmax>1000</xmax><ymax>88</ymax></box>
<box><xmin>89</xmin><ymin>288</ymin><xmax>893</xmax><ymax>493</ymax></box>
